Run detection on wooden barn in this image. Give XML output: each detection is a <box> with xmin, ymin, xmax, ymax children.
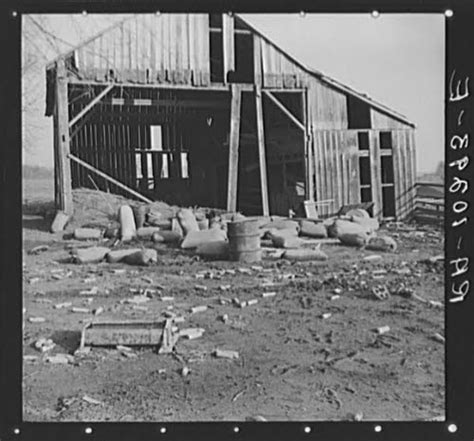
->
<box><xmin>45</xmin><ymin>13</ymin><xmax>417</xmax><ymax>219</ymax></box>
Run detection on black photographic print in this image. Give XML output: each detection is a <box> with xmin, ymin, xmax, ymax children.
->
<box><xmin>1</xmin><ymin>0</ymin><xmax>473</xmax><ymax>440</ymax></box>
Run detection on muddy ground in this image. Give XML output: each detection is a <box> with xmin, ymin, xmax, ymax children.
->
<box><xmin>22</xmin><ymin>182</ymin><xmax>445</xmax><ymax>422</ymax></box>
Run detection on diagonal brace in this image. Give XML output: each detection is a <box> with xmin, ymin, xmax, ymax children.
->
<box><xmin>69</xmin><ymin>84</ymin><xmax>114</xmax><ymax>128</ymax></box>
<box><xmin>262</xmin><ymin>90</ymin><xmax>305</xmax><ymax>132</ymax></box>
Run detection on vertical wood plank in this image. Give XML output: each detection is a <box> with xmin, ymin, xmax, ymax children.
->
<box><xmin>253</xmin><ymin>35</ymin><xmax>262</xmax><ymax>87</ymax></box>
<box><xmin>334</xmin><ymin>132</ymin><xmax>342</xmax><ymax>210</ymax></box>
<box><xmin>255</xmin><ymin>85</ymin><xmax>269</xmax><ymax>216</ymax></box>
<box><xmin>399</xmin><ymin>131</ymin><xmax>407</xmax><ymax>219</ymax></box>
<box><xmin>54</xmin><ymin>59</ymin><xmax>73</xmax><ymax>214</ymax></box>
<box><xmin>409</xmin><ymin>130</ymin><xmax>417</xmax><ymax>215</ymax></box>
<box><xmin>222</xmin><ymin>14</ymin><xmax>235</xmax><ymax>83</ymax></box>
<box><xmin>227</xmin><ymin>84</ymin><xmax>242</xmax><ymax>212</ymax></box>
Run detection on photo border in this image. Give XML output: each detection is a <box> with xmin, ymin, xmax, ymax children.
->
<box><xmin>1</xmin><ymin>0</ymin><xmax>473</xmax><ymax>439</ymax></box>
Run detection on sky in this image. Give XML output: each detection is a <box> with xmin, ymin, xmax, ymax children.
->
<box><xmin>22</xmin><ymin>13</ymin><xmax>444</xmax><ymax>174</ymax></box>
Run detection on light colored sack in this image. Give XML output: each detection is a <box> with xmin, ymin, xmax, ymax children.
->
<box><xmin>181</xmin><ymin>228</ymin><xmax>227</xmax><ymax>249</ymax></box>
<box><xmin>338</xmin><ymin>231</ymin><xmax>371</xmax><ymax>247</ymax></box>
<box><xmin>74</xmin><ymin>246</ymin><xmax>110</xmax><ymax>264</ymax></box>
<box><xmin>119</xmin><ymin>205</ymin><xmax>137</xmax><ymax>241</ymax></box>
<box><xmin>196</xmin><ymin>241</ymin><xmax>229</xmax><ymax>259</ymax></box>
<box><xmin>346</xmin><ymin>208</ymin><xmax>370</xmax><ymax>219</ymax></box>
<box><xmin>136</xmin><ymin>227</ymin><xmax>161</xmax><ymax>240</ymax></box>
<box><xmin>282</xmin><ymin>248</ymin><xmax>328</xmax><ymax>261</ymax></box>
<box><xmin>269</xmin><ymin>230</ymin><xmax>303</xmax><ymax>249</ymax></box>
<box><xmin>177</xmin><ymin>209</ymin><xmax>199</xmax><ymax>235</ymax></box>
<box><xmin>74</xmin><ymin>228</ymin><xmax>102</xmax><ymax>240</ymax></box>
<box><xmin>152</xmin><ymin>231</ymin><xmax>182</xmax><ymax>244</ymax></box>
<box><xmin>106</xmin><ymin>248</ymin><xmax>142</xmax><ymax>263</ymax></box>
<box><xmin>366</xmin><ymin>235</ymin><xmax>397</xmax><ymax>252</ymax></box>
<box><xmin>350</xmin><ymin>216</ymin><xmax>380</xmax><ymax>233</ymax></box>
<box><xmin>298</xmin><ymin>220</ymin><xmax>328</xmax><ymax>238</ymax></box>
<box><xmin>327</xmin><ymin>219</ymin><xmax>371</xmax><ymax>238</ymax></box>
<box><xmin>122</xmin><ymin>249</ymin><xmax>158</xmax><ymax>265</ymax></box>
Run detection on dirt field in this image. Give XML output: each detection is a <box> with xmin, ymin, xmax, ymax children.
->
<box><xmin>22</xmin><ymin>179</ymin><xmax>445</xmax><ymax>422</ymax></box>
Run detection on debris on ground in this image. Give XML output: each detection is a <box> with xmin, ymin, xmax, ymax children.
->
<box><xmin>190</xmin><ymin>305</ymin><xmax>208</xmax><ymax>314</ymax></box>
<box><xmin>45</xmin><ymin>354</ymin><xmax>75</xmax><ymax>364</ymax></box>
<box><xmin>178</xmin><ymin>328</ymin><xmax>205</xmax><ymax>340</ymax></box>
<box><xmin>158</xmin><ymin>319</ymin><xmax>179</xmax><ymax>354</ymax></box>
<box><xmin>34</xmin><ymin>338</ymin><xmax>56</xmax><ymax>352</ymax></box>
<box><xmin>213</xmin><ymin>349</ymin><xmax>240</xmax><ymax>360</ymax></box>
<box><xmin>82</xmin><ymin>395</ymin><xmax>103</xmax><ymax>405</ymax></box>
<box><xmin>375</xmin><ymin>326</ymin><xmax>390</xmax><ymax>335</ymax></box>
<box><xmin>28</xmin><ymin>245</ymin><xmax>50</xmax><ymax>255</ymax></box>
<box><xmin>29</xmin><ymin>316</ymin><xmax>46</xmax><ymax>323</ymax></box>
<box><xmin>81</xmin><ymin>320</ymin><xmax>164</xmax><ymax>348</ymax></box>
<box><xmin>22</xmin><ymin>187</ymin><xmax>444</xmax><ymax>421</ymax></box>
<box><xmin>372</xmin><ymin>285</ymin><xmax>390</xmax><ymax>301</ymax></box>
<box><xmin>432</xmin><ymin>333</ymin><xmax>445</xmax><ymax>344</ymax></box>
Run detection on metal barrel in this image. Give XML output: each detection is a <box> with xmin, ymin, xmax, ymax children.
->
<box><xmin>227</xmin><ymin>219</ymin><xmax>262</xmax><ymax>263</ymax></box>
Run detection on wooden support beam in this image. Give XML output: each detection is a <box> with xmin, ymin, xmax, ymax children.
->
<box><xmin>255</xmin><ymin>85</ymin><xmax>269</xmax><ymax>216</ymax></box>
<box><xmin>68</xmin><ymin>153</ymin><xmax>153</xmax><ymax>203</ymax></box>
<box><xmin>69</xmin><ymin>78</ymin><xmax>256</xmax><ymax>92</ymax></box>
<box><xmin>222</xmin><ymin>14</ymin><xmax>235</xmax><ymax>83</ymax></box>
<box><xmin>303</xmin><ymin>90</ymin><xmax>314</xmax><ymax>201</ymax></box>
<box><xmin>262</xmin><ymin>90</ymin><xmax>306</xmax><ymax>132</ymax></box>
<box><xmin>69</xmin><ymin>84</ymin><xmax>114</xmax><ymax>128</ymax></box>
<box><xmin>54</xmin><ymin>58</ymin><xmax>74</xmax><ymax>214</ymax></box>
<box><xmin>227</xmin><ymin>84</ymin><xmax>242</xmax><ymax>212</ymax></box>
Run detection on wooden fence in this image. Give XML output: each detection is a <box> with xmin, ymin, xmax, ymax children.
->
<box><xmin>413</xmin><ymin>182</ymin><xmax>444</xmax><ymax>224</ymax></box>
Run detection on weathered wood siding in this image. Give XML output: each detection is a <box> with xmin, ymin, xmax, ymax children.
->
<box><xmin>74</xmin><ymin>14</ymin><xmax>211</xmax><ymax>86</ymax></box>
<box><xmin>308</xmin><ymin>81</ymin><xmax>348</xmax><ymax>130</ymax></box>
<box><xmin>371</xmin><ymin>109</ymin><xmax>411</xmax><ymax>130</ymax></box>
<box><xmin>311</xmin><ymin>128</ymin><xmax>416</xmax><ymax>219</ymax></box>
<box><xmin>312</xmin><ymin>130</ymin><xmax>359</xmax><ymax>217</ymax></box>
<box><xmin>258</xmin><ymin>37</ymin><xmax>307</xmax><ymax>88</ymax></box>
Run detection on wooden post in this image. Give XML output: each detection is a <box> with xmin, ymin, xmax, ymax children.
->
<box><xmin>255</xmin><ymin>85</ymin><xmax>270</xmax><ymax>216</ymax></box>
<box><xmin>302</xmin><ymin>89</ymin><xmax>314</xmax><ymax>201</ymax></box>
<box><xmin>53</xmin><ymin>58</ymin><xmax>73</xmax><ymax>214</ymax></box>
<box><xmin>227</xmin><ymin>84</ymin><xmax>242</xmax><ymax>212</ymax></box>
<box><xmin>222</xmin><ymin>14</ymin><xmax>235</xmax><ymax>84</ymax></box>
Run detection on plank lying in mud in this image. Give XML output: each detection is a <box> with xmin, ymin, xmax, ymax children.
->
<box><xmin>80</xmin><ymin>320</ymin><xmax>165</xmax><ymax>348</ymax></box>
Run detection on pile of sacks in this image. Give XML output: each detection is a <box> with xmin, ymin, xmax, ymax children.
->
<box><xmin>259</xmin><ymin>217</ymin><xmax>328</xmax><ymax>261</ymax></box>
<box><xmin>70</xmin><ymin>204</ymin><xmax>243</xmax><ymax>263</ymax></box>
<box><xmin>325</xmin><ymin>208</ymin><xmax>397</xmax><ymax>252</ymax></box>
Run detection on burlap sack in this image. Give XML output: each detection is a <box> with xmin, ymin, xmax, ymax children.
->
<box><xmin>298</xmin><ymin>220</ymin><xmax>328</xmax><ymax>238</ymax></box>
<box><xmin>176</xmin><ymin>209</ymin><xmax>200</xmax><ymax>235</ymax></box>
<box><xmin>181</xmin><ymin>228</ymin><xmax>228</xmax><ymax>249</ymax></box>
<box><xmin>366</xmin><ymin>235</ymin><xmax>398</xmax><ymax>252</ymax></box>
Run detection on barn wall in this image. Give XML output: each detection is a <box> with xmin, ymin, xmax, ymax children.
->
<box><xmin>371</xmin><ymin>109</ymin><xmax>411</xmax><ymax>130</ymax></box>
<box><xmin>311</xmin><ymin>128</ymin><xmax>416</xmax><ymax>219</ymax></box>
<box><xmin>74</xmin><ymin>14</ymin><xmax>211</xmax><ymax>86</ymax></box>
<box><xmin>308</xmin><ymin>80</ymin><xmax>348</xmax><ymax>130</ymax></box>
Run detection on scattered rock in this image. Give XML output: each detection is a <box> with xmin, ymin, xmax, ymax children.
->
<box><xmin>190</xmin><ymin>305</ymin><xmax>208</xmax><ymax>314</ymax></box>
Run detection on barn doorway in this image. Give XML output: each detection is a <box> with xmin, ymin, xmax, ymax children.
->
<box><xmin>235</xmin><ymin>90</ymin><xmax>306</xmax><ymax>216</ymax></box>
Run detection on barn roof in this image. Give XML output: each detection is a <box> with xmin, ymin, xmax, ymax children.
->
<box><xmin>46</xmin><ymin>14</ymin><xmax>415</xmax><ymax>128</ymax></box>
